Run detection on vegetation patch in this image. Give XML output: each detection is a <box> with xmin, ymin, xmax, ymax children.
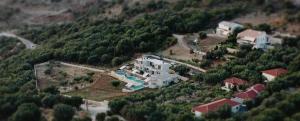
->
<box><xmin>0</xmin><ymin>36</ymin><xmax>25</xmax><ymax>60</ymax></box>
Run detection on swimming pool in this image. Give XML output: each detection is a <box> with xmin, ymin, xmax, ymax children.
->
<box><xmin>130</xmin><ymin>85</ymin><xmax>144</xmax><ymax>91</ymax></box>
<box><xmin>116</xmin><ymin>70</ymin><xmax>144</xmax><ymax>84</ymax></box>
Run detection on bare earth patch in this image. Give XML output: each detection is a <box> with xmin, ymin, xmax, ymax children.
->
<box><xmin>162</xmin><ymin>42</ymin><xmax>200</xmax><ymax>61</ymax></box>
<box><xmin>35</xmin><ymin>62</ymin><xmax>95</xmax><ymax>91</ymax></box>
<box><xmin>233</xmin><ymin>12</ymin><xmax>300</xmax><ymax>36</ymax></box>
<box><xmin>65</xmin><ymin>73</ymin><xmax>128</xmax><ymax>101</ymax></box>
<box><xmin>36</xmin><ymin>61</ymin><xmax>129</xmax><ymax>101</ymax></box>
<box><xmin>197</xmin><ymin>35</ymin><xmax>227</xmax><ymax>53</ymax></box>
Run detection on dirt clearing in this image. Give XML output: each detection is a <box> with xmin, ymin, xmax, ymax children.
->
<box><xmin>233</xmin><ymin>12</ymin><xmax>300</xmax><ymax>35</ymax></box>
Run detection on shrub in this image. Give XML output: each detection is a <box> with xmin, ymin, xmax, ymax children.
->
<box><xmin>111</xmin><ymin>80</ymin><xmax>121</xmax><ymax>88</ymax></box>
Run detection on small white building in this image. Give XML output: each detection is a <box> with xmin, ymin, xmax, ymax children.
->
<box><xmin>216</xmin><ymin>21</ymin><xmax>244</xmax><ymax>37</ymax></box>
<box><xmin>192</xmin><ymin>98</ymin><xmax>241</xmax><ymax>118</ymax></box>
<box><xmin>134</xmin><ymin>56</ymin><xmax>178</xmax><ymax>88</ymax></box>
<box><xmin>262</xmin><ymin>68</ymin><xmax>288</xmax><ymax>82</ymax></box>
<box><xmin>237</xmin><ymin>29</ymin><xmax>269</xmax><ymax>50</ymax></box>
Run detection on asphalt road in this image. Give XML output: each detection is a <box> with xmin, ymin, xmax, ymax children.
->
<box><xmin>0</xmin><ymin>32</ymin><xmax>37</xmax><ymax>49</ymax></box>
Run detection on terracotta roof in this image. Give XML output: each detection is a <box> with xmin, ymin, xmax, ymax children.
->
<box><xmin>238</xmin><ymin>29</ymin><xmax>265</xmax><ymax>38</ymax></box>
<box><xmin>251</xmin><ymin>84</ymin><xmax>265</xmax><ymax>93</ymax></box>
<box><xmin>224</xmin><ymin>77</ymin><xmax>247</xmax><ymax>86</ymax></box>
<box><xmin>234</xmin><ymin>90</ymin><xmax>258</xmax><ymax>100</ymax></box>
<box><xmin>262</xmin><ymin>68</ymin><xmax>288</xmax><ymax>77</ymax></box>
<box><xmin>193</xmin><ymin>98</ymin><xmax>240</xmax><ymax>113</ymax></box>
<box><xmin>234</xmin><ymin>84</ymin><xmax>265</xmax><ymax>100</ymax></box>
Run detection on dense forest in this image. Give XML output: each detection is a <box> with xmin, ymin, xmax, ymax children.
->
<box><xmin>0</xmin><ymin>0</ymin><xmax>299</xmax><ymax>121</ymax></box>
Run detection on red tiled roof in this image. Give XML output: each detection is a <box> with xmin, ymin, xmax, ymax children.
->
<box><xmin>224</xmin><ymin>77</ymin><xmax>247</xmax><ymax>86</ymax></box>
<box><xmin>234</xmin><ymin>90</ymin><xmax>258</xmax><ymax>100</ymax></box>
<box><xmin>193</xmin><ymin>98</ymin><xmax>240</xmax><ymax>113</ymax></box>
<box><xmin>234</xmin><ymin>84</ymin><xmax>265</xmax><ymax>100</ymax></box>
<box><xmin>262</xmin><ymin>68</ymin><xmax>288</xmax><ymax>77</ymax></box>
<box><xmin>251</xmin><ymin>84</ymin><xmax>265</xmax><ymax>93</ymax></box>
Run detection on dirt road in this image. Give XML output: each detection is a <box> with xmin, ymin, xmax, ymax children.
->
<box><xmin>0</xmin><ymin>32</ymin><xmax>37</xmax><ymax>49</ymax></box>
<box><xmin>148</xmin><ymin>54</ymin><xmax>207</xmax><ymax>73</ymax></box>
<box><xmin>173</xmin><ymin>34</ymin><xmax>190</xmax><ymax>50</ymax></box>
<box><xmin>60</xmin><ymin>62</ymin><xmax>105</xmax><ymax>73</ymax></box>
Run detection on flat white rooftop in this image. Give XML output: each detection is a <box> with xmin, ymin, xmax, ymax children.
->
<box><xmin>219</xmin><ymin>21</ymin><xmax>243</xmax><ymax>28</ymax></box>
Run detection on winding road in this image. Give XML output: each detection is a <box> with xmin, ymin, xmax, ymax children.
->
<box><xmin>0</xmin><ymin>32</ymin><xmax>37</xmax><ymax>49</ymax></box>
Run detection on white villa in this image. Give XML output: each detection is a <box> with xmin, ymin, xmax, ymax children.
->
<box><xmin>237</xmin><ymin>29</ymin><xmax>269</xmax><ymax>50</ymax></box>
<box><xmin>216</xmin><ymin>21</ymin><xmax>244</xmax><ymax>37</ymax></box>
<box><xmin>134</xmin><ymin>56</ymin><xmax>178</xmax><ymax>88</ymax></box>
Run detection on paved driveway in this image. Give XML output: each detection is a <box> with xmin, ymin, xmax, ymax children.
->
<box><xmin>0</xmin><ymin>32</ymin><xmax>37</xmax><ymax>49</ymax></box>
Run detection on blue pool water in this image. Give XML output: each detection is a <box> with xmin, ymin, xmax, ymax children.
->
<box><xmin>116</xmin><ymin>70</ymin><xmax>144</xmax><ymax>84</ymax></box>
<box><xmin>130</xmin><ymin>85</ymin><xmax>144</xmax><ymax>91</ymax></box>
<box><xmin>127</xmin><ymin>76</ymin><xmax>144</xmax><ymax>84</ymax></box>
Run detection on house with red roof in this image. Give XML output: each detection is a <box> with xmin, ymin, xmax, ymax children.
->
<box><xmin>232</xmin><ymin>84</ymin><xmax>266</xmax><ymax>103</ymax></box>
<box><xmin>221</xmin><ymin>77</ymin><xmax>248</xmax><ymax>91</ymax></box>
<box><xmin>262</xmin><ymin>68</ymin><xmax>288</xmax><ymax>82</ymax></box>
<box><xmin>192</xmin><ymin>98</ymin><xmax>241</xmax><ymax>117</ymax></box>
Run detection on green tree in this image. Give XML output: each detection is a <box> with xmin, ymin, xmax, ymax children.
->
<box><xmin>255</xmin><ymin>23</ymin><xmax>272</xmax><ymax>34</ymax></box>
<box><xmin>176</xmin><ymin>113</ymin><xmax>195</xmax><ymax>121</ymax></box>
<box><xmin>199</xmin><ymin>32</ymin><xmax>207</xmax><ymax>39</ymax></box>
<box><xmin>112</xmin><ymin>57</ymin><xmax>123</xmax><ymax>66</ymax></box>
<box><xmin>96</xmin><ymin>113</ymin><xmax>106</xmax><ymax>121</ymax></box>
<box><xmin>108</xmin><ymin>99</ymin><xmax>127</xmax><ymax>113</ymax></box>
<box><xmin>42</xmin><ymin>94</ymin><xmax>58</xmax><ymax>108</ymax></box>
<box><xmin>147</xmin><ymin>111</ymin><xmax>166</xmax><ymax>121</ymax></box>
<box><xmin>10</xmin><ymin>103</ymin><xmax>41</xmax><ymax>121</ymax></box>
<box><xmin>111</xmin><ymin>80</ymin><xmax>121</xmax><ymax>88</ymax></box>
<box><xmin>53</xmin><ymin>104</ymin><xmax>75</xmax><ymax>121</ymax></box>
<box><xmin>64</xmin><ymin>96</ymin><xmax>83</xmax><ymax>109</ymax></box>
<box><xmin>173</xmin><ymin>65</ymin><xmax>190</xmax><ymax>76</ymax></box>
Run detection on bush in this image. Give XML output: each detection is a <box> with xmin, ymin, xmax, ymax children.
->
<box><xmin>199</xmin><ymin>32</ymin><xmax>207</xmax><ymax>39</ymax></box>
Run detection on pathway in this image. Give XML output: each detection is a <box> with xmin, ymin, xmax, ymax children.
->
<box><xmin>147</xmin><ymin>54</ymin><xmax>207</xmax><ymax>73</ymax></box>
<box><xmin>0</xmin><ymin>32</ymin><xmax>37</xmax><ymax>49</ymax></box>
<box><xmin>60</xmin><ymin>62</ymin><xmax>105</xmax><ymax>73</ymax></box>
<box><xmin>173</xmin><ymin>34</ymin><xmax>190</xmax><ymax>50</ymax></box>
